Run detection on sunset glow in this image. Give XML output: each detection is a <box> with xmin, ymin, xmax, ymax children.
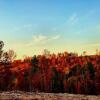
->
<box><xmin>0</xmin><ymin>0</ymin><xmax>100</xmax><ymax>59</ymax></box>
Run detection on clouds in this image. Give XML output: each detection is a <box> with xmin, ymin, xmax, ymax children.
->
<box><xmin>83</xmin><ymin>9</ymin><xmax>96</xmax><ymax>20</ymax></box>
<box><xmin>68</xmin><ymin>13</ymin><xmax>78</xmax><ymax>25</ymax></box>
<box><xmin>67</xmin><ymin>10</ymin><xmax>95</xmax><ymax>26</ymax></box>
<box><xmin>14</xmin><ymin>24</ymin><xmax>33</xmax><ymax>31</ymax></box>
<box><xmin>27</xmin><ymin>34</ymin><xmax>61</xmax><ymax>46</ymax></box>
<box><xmin>33</xmin><ymin>35</ymin><xmax>47</xmax><ymax>43</ymax></box>
<box><xmin>33</xmin><ymin>34</ymin><xmax>60</xmax><ymax>43</ymax></box>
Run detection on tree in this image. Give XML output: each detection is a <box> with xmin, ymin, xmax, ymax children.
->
<box><xmin>0</xmin><ymin>41</ymin><xmax>16</xmax><ymax>63</ymax></box>
<box><xmin>43</xmin><ymin>49</ymin><xmax>50</xmax><ymax>58</ymax></box>
<box><xmin>0</xmin><ymin>41</ymin><xmax>4</xmax><ymax>62</ymax></box>
<box><xmin>2</xmin><ymin>52</ymin><xmax>9</xmax><ymax>63</ymax></box>
<box><xmin>31</xmin><ymin>55</ymin><xmax>39</xmax><ymax>74</ymax></box>
<box><xmin>83</xmin><ymin>51</ymin><xmax>87</xmax><ymax>56</ymax></box>
<box><xmin>7</xmin><ymin>50</ymin><xmax>16</xmax><ymax>62</ymax></box>
<box><xmin>87</xmin><ymin>62</ymin><xmax>95</xmax><ymax>80</ymax></box>
<box><xmin>0</xmin><ymin>41</ymin><xmax>16</xmax><ymax>90</ymax></box>
<box><xmin>51</xmin><ymin>67</ymin><xmax>64</xmax><ymax>92</ymax></box>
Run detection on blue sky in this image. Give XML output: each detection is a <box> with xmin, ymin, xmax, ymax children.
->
<box><xmin>0</xmin><ymin>0</ymin><xmax>100</xmax><ymax>58</ymax></box>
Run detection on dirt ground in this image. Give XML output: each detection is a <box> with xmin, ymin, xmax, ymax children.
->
<box><xmin>0</xmin><ymin>91</ymin><xmax>100</xmax><ymax>100</ymax></box>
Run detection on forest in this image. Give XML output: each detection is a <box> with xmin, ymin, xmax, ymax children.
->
<box><xmin>0</xmin><ymin>41</ymin><xmax>100</xmax><ymax>95</ymax></box>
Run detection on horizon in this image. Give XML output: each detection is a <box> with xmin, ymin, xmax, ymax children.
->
<box><xmin>0</xmin><ymin>0</ymin><xmax>100</xmax><ymax>59</ymax></box>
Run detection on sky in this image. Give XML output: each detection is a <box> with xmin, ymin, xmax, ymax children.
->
<box><xmin>0</xmin><ymin>0</ymin><xmax>100</xmax><ymax>59</ymax></box>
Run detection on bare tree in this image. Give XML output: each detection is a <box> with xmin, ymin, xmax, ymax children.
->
<box><xmin>43</xmin><ymin>49</ymin><xmax>50</xmax><ymax>58</ymax></box>
<box><xmin>0</xmin><ymin>41</ymin><xmax>16</xmax><ymax>63</ymax></box>
<box><xmin>2</xmin><ymin>52</ymin><xmax>9</xmax><ymax>63</ymax></box>
<box><xmin>0</xmin><ymin>41</ymin><xmax>4</xmax><ymax>62</ymax></box>
<box><xmin>7</xmin><ymin>50</ymin><xmax>16</xmax><ymax>62</ymax></box>
<box><xmin>0</xmin><ymin>41</ymin><xmax>4</xmax><ymax>50</ymax></box>
<box><xmin>83</xmin><ymin>51</ymin><xmax>87</xmax><ymax>56</ymax></box>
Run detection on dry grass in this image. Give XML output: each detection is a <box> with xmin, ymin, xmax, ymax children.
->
<box><xmin>0</xmin><ymin>91</ymin><xmax>100</xmax><ymax>100</ymax></box>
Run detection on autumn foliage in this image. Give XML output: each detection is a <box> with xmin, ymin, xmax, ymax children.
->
<box><xmin>0</xmin><ymin>41</ymin><xmax>100</xmax><ymax>95</ymax></box>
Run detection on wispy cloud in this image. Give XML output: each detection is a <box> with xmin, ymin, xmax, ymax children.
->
<box><xmin>68</xmin><ymin>13</ymin><xmax>78</xmax><ymax>25</ymax></box>
<box><xmin>33</xmin><ymin>34</ymin><xmax>60</xmax><ymax>43</ymax></box>
<box><xmin>83</xmin><ymin>9</ymin><xmax>96</xmax><ymax>19</ymax></box>
<box><xmin>67</xmin><ymin>10</ymin><xmax>95</xmax><ymax>26</ymax></box>
<box><xmin>33</xmin><ymin>35</ymin><xmax>47</xmax><ymax>43</ymax></box>
<box><xmin>27</xmin><ymin>34</ymin><xmax>61</xmax><ymax>46</ymax></box>
<box><xmin>14</xmin><ymin>24</ymin><xmax>34</xmax><ymax>31</ymax></box>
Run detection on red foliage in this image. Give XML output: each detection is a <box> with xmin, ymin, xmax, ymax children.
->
<box><xmin>0</xmin><ymin>52</ymin><xmax>100</xmax><ymax>94</ymax></box>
